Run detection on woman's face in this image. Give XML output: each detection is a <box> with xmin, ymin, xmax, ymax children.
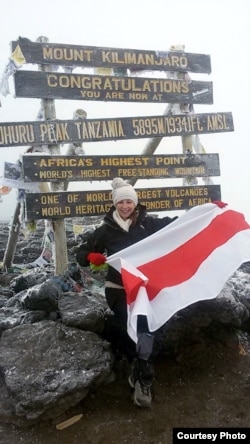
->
<box><xmin>115</xmin><ymin>199</ymin><xmax>136</xmax><ymax>220</ymax></box>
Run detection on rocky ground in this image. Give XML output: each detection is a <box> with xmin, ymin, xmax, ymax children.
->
<box><xmin>0</xmin><ymin>219</ymin><xmax>250</xmax><ymax>443</ymax></box>
<box><xmin>0</xmin><ymin>329</ymin><xmax>249</xmax><ymax>444</ymax></box>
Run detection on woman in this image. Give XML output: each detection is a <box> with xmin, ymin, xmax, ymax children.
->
<box><xmin>76</xmin><ymin>177</ymin><xmax>177</xmax><ymax>407</ymax></box>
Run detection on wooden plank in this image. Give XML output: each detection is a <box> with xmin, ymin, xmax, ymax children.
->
<box><xmin>12</xmin><ymin>38</ymin><xmax>211</xmax><ymax>73</ymax></box>
<box><xmin>25</xmin><ymin>185</ymin><xmax>221</xmax><ymax>219</ymax></box>
<box><xmin>22</xmin><ymin>154</ymin><xmax>221</xmax><ymax>182</ymax></box>
<box><xmin>0</xmin><ymin>112</ymin><xmax>233</xmax><ymax>148</ymax></box>
<box><xmin>14</xmin><ymin>71</ymin><xmax>213</xmax><ymax>104</ymax></box>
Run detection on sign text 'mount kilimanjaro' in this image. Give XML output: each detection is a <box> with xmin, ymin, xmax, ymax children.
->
<box><xmin>22</xmin><ymin>154</ymin><xmax>220</xmax><ymax>182</ymax></box>
<box><xmin>14</xmin><ymin>71</ymin><xmax>213</xmax><ymax>104</ymax></box>
<box><xmin>25</xmin><ymin>185</ymin><xmax>221</xmax><ymax>219</ymax></box>
<box><xmin>12</xmin><ymin>38</ymin><xmax>212</xmax><ymax>73</ymax></box>
<box><xmin>0</xmin><ymin>112</ymin><xmax>233</xmax><ymax>148</ymax></box>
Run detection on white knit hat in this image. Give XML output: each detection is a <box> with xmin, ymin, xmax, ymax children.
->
<box><xmin>111</xmin><ymin>178</ymin><xmax>138</xmax><ymax>206</ymax></box>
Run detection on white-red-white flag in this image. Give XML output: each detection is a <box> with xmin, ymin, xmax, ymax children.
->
<box><xmin>107</xmin><ymin>203</ymin><xmax>250</xmax><ymax>343</ymax></box>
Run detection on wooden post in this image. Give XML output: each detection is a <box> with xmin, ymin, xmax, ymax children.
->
<box><xmin>63</xmin><ymin>109</ymin><xmax>87</xmax><ymax>191</ymax></box>
<box><xmin>171</xmin><ymin>44</ymin><xmax>213</xmax><ymax>187</ymax></box>
<box><xmin>127</xmin><ymin>44</ymin><xmax>201</xmax><ymax>190</ymax></box>
<box><xmin>127</xmin><ymin>103</ymin><xmax>173</xmax><ymax>187</ymax></box>
<box><xmin>37</xmin><ymin>36</ymin><xmax>68</xmax><ymax>275</ymax></box>
<box><xmin>2</xmin><ymin>202</ymin><xmax>21</xmax><ymax>270</ymax></box>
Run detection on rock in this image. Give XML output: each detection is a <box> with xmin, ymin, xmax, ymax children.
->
<box><xmin>0</xmin><ymin>273</ymin><xmax>17</xmax><ymax>287</ymax></box>
<box><xmin>21</xmin><ymin>279</ymin><xmax>60</xmax><ymax>312</ymax></box>
<box><xmin>0</xmin><ymin>283</ymin><xmax>108</xmax><ymax>337</ymax></box>
<box><xmin>9</xmin><ymin>270</ymin><xmax>51</xmax><ymax>293</ymax></box>
<box><xmin>0</xmin><ymin>291</ymin><xmax>48</xmax><ymax>335</ymax></box>
<box><xmin>0</xmin><ymin>321</ymin><xmax>114</xmax><ymax>426</ymax></box>
<box><xmin>158</xmin><ymin>268</ymin><xmax>250</xmax><ymax>355</ymax></box>
<box><xmin>58</xmin><ymin>290</ymin><xmax>107</xmax><ymax>334</ymax></box>
<box><xmin>0</xmin><ymin>287</ymin><xmax>15</xmax><ymax>308</ymax></box>
<box><xmin>0</xmin><ymin>287</ymin><xmax>15</xmax><ymax>298</ymax></box>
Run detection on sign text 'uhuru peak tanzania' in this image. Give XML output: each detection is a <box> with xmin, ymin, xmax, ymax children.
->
<box><xmin>0</xmin><ymin>112</ymin><xmax>233</xmax><ymax>147</ymax></box>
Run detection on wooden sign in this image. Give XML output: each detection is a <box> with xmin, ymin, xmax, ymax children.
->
<box><xmin>12</xmin><ymin>38</ymin><xmax>211</xmax><ymax>73</ymax></box>
<box><xmin>0</xmin><ymin>112</ymin><xmax>233</xmax><ymax>148</ymax></box>
<box><xmin>14</xmin><ymin>71</ymin><xmax>213</xmax><ymax>104</ymax></box>
<box><xmin>22</xmin><ymin>154</ymin><xmax>220</xmax><ymax>182</ymax></box>
<box><xmin>25</xmin><ymin>185</ymin><xmax>221</xmax><ymax>219</ymax></box>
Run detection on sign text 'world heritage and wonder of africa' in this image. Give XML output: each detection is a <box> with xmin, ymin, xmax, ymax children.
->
<box><xmin>25</xmin><ymin>185</ymin><xmax>221</xmax><ymax>219</ymax></box>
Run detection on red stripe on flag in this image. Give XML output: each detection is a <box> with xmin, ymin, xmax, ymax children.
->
<box><xmin>131</xmin><ymin>210</ymin><xmax>250</xmax><ymax>301</ymax></box>
<box><xmin>121</xmin><ymin>267</ymin><xmax>146</xmax><ymax>304</ymax></box>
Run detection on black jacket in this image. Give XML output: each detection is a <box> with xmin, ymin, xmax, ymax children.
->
<box><xmin>76</xmin><ymin>204</ymin><xmax>177</xmax><ymax>286</ymax></box>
